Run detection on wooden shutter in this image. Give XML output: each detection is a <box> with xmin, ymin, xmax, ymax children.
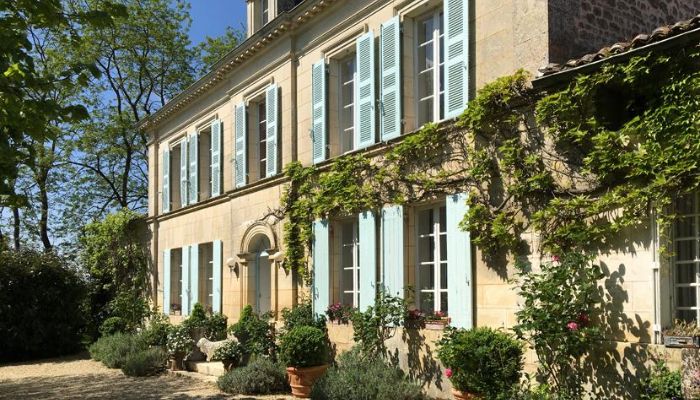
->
<box><xmin>181</xmin><ymin>245</ymin><xmax>190</xmax><ymax>316</ymax></box>
<box><xmin>355</xmin><ymin>31</ymin><xmax>376</xmax><ymax>149</ymax></box>
<box><xmin>265</xmin><ymin>84</ymin><xmax>279</xmax><ymax>177</ymax></box>
<box><xmin>311</xmin><ymin>60</ymin><xmax>327</xmax><ymax>164</ymax></box>
<box><xmin>180</xmin><ymin>139</ymin><xmax>188</xmax><ymax>207</ymax></box>
<box><xmin>163</xmin><ymin>249</ymin><xmax>171</xmax><ymax>315</ymax></box>
<box><xmin>359</xmin><ymin>211</ymin><xmax>377</xmax><ymax>311</ymax></box>
<box><xmin>234</xmin><ymin>103</ymin><xmax>247</xmax><ymax>188</ymax></box>
<box><xmin>446</xmin><ymin>193</ymin><xmax>473</xmax><ymax>328</ymax></box>
<box><xmin>212</xmin><ymin>240</ymin><xmax>223</xmax><ymax>313</ymax></box>
<box><xmin>312</xmin><ymin>219</ymin><xmax>330</xmax><ymax>317</ymax></box>
<box><xmin>189</xmin><ymin>244</ymin><xmax>199</xmax><ymax>313</ymax></box>
<box><xmin>211</xmin><ymin>119</ymin><xmax>222</xmax><ymax>197</ymax></box>
<box><xmin>381</xmin><ymin>205</ymin><xmax>404</xmax><ymax>297</ymax></box>
<box><xmin>444</xmin><ymin>0</ymin><xmax>469</xmax><ymax>119</ymax></box>
<box><xmin>188</xmin><ymin>133</ymin><xmax>198</xmax><ymax>204</ymax></box>
<box><xmin>380</xmin><ymin>16</ymin><xmax>401</xmax><ymax>141</ymax></box>
<box><xmin>162</xmin><ymin>149</ymin><xmax>170</xmax><ymax>213</ymax></box>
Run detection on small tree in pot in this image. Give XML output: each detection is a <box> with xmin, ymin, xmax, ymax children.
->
<box><xmin>279</xmin><ymin>326</ymin><xmax>329</xmax><ymax>398</ymax></box>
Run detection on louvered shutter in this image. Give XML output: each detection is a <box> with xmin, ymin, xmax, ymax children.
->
<box><xmin>446</xmin><ymin>193</ymin><xmax>473</xmax><ymax>328</ymax></box>
<box><xmin>380</xmin><ymin>16</ymin><xmax>401</xmax><ymax>141</ymax></box>
<box><xmin>188</xmin><ymin>133</ymin><xmax>199</xmax><ymax>204</ymax></box>
<box><xmin>180</xmin><ymin>139</ymin><xmax>188</xmax><ymax>207</ymax></box>
<box><xmin>234</xmin><ymin>103</ymin><xmax>247</xmax><ymax>187</ymax></box>
<box><xmin>211</xmin><ymin>120</ymin><xmax>222</xmax><ymax>196</ymax></box>
<box><xmin>181</xmin><ymin>245</ymin><xmax>191</xmax><ymax>316</ymax></box>
<box><xmin>265</xmin><ymin>84</ymin><xmax>279</xmax><ymax>177</ymax></box>
<box><xmin>212</xmin><ymin>240</ymin><xmax>223</xmax><ymax>313</ymax></box>
<box><xmin>163</xmin><ymin>249</ymin><xmax>171</xmax><ymax>315</ymax></box>
<box><xmin>162</xmin><ymin>149</ymin><xmax>170</xmax><ymax>213</ymax></box>
<box><xmin>312</xmin><ymin>219</ymin><xmax>330</xmax><ymax>317</ymax></box>
<box><xmin>355</xmin><ymin>31</ymin><xmax>376</xmax><ymax>149</ymax></box>
<box><xmin>444</xmin><ymin>0</ymin><xmax>469</xmax><ymax>119</ymax></box>
<box><xmin>190</xmin><ymin>244</ymin><xmax>199</xmax><ymax>313</ymax></box>
<box><xmin>311</xmin><ymin>60</ymin><xmax>327</xmax><ymax>164</ymax></box>
<box><xmin>359</xmin><ymin>211</ymin><xmax>376</xmax><ymax>311</ymax></box>
<box><xmin>381</xmin><ymin>205</ymin><xmax>404</xmax><ymax>297</ymax></box>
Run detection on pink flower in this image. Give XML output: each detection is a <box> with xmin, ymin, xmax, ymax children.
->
<box><xmin>444</xmin><ymin>368</ymin><xmax>453</xmax><ymax>378</ymax></box>
<box><xmin>566</xmin><ymin>321</ymin><xmax>579</xmax><ymax>331</ymax></box>
<box><xmin>577</xmin><ymin>313</ymin><xmax>590</xmax><ymax>326</ymax></box>
<box><xmin>552</xmin><ymin>255</ymin><xmax>560</xmax><ymax>263</ymax></box>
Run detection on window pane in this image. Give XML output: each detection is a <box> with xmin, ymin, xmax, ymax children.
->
<box><xmin>677</xmin><ymin>287</ymin><xmax>697</xmax><ymax>308</ymax></box>
<box><xmin>419</xmin><ymin>236</ymin><xmax>434</xmax><ymax>263</ymax></box>
<box><xmin>439</xmin><ymin>206</ymin><xmax>446</xmax><ymax>232</ymax></box>
<box><xmin>440</xmin><ymin>234</ymin><xmax>447</xmax><ymax>261</ymax></box>
<box><xmin>417</xmin><ymin>70</ymin><xmax>434</xmax><ymax>100</ymax></box>
<box><xmin>677</xmin><ymin>309</ymin><xmax>697</xmax><ymax>324</ymax></box>
<box><xmin>676</xmin><ymin>194</ymin><xmax>696</xmax><ymax>215</ymax></box>
<box><xmin>440</xmin><ymin>262</ymin><xmax>448</xmax><ymax>289</ymax></box>
<box><xmin>419</xmin><ymin>264</ymin><xmax>434</xmax><ymax>290</ymax></box>
<box><xmin>342</xmin><ymin>245</ymin><xmax>353</xmax><ymax>268</ymax></box>
<box><xmin>440</xmin><ymin>292</ymin><xmax>448</xmax><ymax>314</ymax></box>
<box><xmin>418</xmin><ymin>98</ymin><xmax>433</xmax><ymax>126</ymax></box>
<box><xmin>420</xmin><ymin>292</ymin><xmax>434</xmax><ymax>312</ymax></box>
<box><xmin>342</xmin><ymin>269</ymin><xmax>354</xmax><ymax>291</ymax></box>
<box><xmin>419</xmin><ymin>17</ymin><xmax>434</xmax><ymax>44</ymax></box>
<box><xmin>418</xmin><ymin>43</ymin><xmax>434</xmax><ymax>71</ymax></box>
<box><xmin>676</xmin><ymin>240</ymin><xmax>697</xmax><ymax>262</ymax></box>
<box><xmin>676</xmin><ymin>217</ymin><xmax>696</xmax><ymax>238</ymax></box>
<box><xmin>418</xmin><ymin>209</ymin><xmax>433</xmax><ymax>235</ymax></box>
<box><xmin>676</xmin><ymin>264</ymin><xmax>697</xmax><ymax>284</ymax></box>
<box><xmin>342</xmin><ymin>222</ymin><xmax>354</xmax><ymax>242</ymax></box>
<box><xmin>342</xmin><ymin>292</ymin><xmax>354</xmax><ymax>306</ymax></box>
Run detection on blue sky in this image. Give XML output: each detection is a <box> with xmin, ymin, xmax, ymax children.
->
<box><xmin>188</xmin><ymin>0</ymin><xmax>247</xmax><ymax>45</ymax></box>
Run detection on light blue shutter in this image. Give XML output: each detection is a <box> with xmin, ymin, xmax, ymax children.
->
<box><xmin>355</xmin><ymin>31</ymin><xmax>376</xmax><ymax>149</ymax></box>
<box><xmin>211</xmin><ymin>120</ymin><xmax>222</xmax><ymax>197</ymax></box>
<box><xmin>444</xmin><ymin>0</ymin><xmax>469</xmax><ymax>119</ymax></box>
<box><xmin>234</xmin><ymin>103</ymin><xmax>247</xmax><ymax>188</ymax></box>
<box><xmin>163</xmin><ymin>249</ymin><xmax>171</xmax><ymax>315</ymax></box>
<box><xmin>182</xmin><ymin>245</ymin><xmax>190</xmax><ymax>316</ymax></box>
<box><xmin>359</xmin><ymin>211</ymin><xmax>376</xmax><ymax>310</ymax></box>
<box><xmin>380</xmin><ymin>16</ymin><xmax>401</xmax><ymax>141</ymax></box>
<box><xmin>212</xmin><ymin>240</ymin><xmax>223</xmax><ymax>313</ymax></box>
<box><xmin>311</xmin><ymin>60</ymin><xmax>327</xmax><ymax>164</ymax></box>
<box><xmin>162</xmin><ymin>149</ymin><xmax>170</xmax><ymax>213</ymax></box>
<box><xmin>265</xmin><ymin>84</ymin><xmax>279</xmax><ymax>177</ymax></box>
<box><xmin>446</xmin><ymin>193</ymin><xmax>473</xmax><ymax>328</ymax></box>
<box><xmin>312</xmin><ymin>219</ymin><xmax>330</xmax><ymax>317</ymax></box>
<box><xmin>190</xmin><ymin>244</ymin><xmax>199</xmax><ymax>313</ymax></box>
<box><xmin>188</xmin><ymin>133</ymin><xmax>198</xmax><ymax>204</ymax></box>
<box><xmin>381</xmin><ymin>205</ymin><xmax>404</xmax><ymax>297</ymax></box>
<box><xmin>180</xmin><ymin>139</ymin><xmax>188</xmax><ymax>206</ymax></box>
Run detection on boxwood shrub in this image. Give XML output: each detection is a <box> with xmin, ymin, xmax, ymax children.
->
<box><xmin>88</xmin><ymin>333</ymin><xmax>147</xmax><ymax>369</ymax></box>
<box><xmin>217</xmin><ymin>357</ymin><xmax>289</xmax><ymax>395</ymax></box>
<box><xmin>279</xmin><ymin>326</ymin><xmax>329</xmax><ymax>368</ymax></box>
<box><xmin>121</xmin><ymin>347</ymin><xmax>168</xmax><ymax>376</ymax></box>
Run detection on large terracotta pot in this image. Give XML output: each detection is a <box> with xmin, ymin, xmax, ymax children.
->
<box><xmin>170</xmin><ymin>353</ymin><xmax>185</xmax><ymax>371</ymax></box>
<box><xmin>452</xmin><ymin>389</ymin><xmax>483</xmax><ymax>400</ymax></box>
<box><xmin>286</xmin><ymin>364</ymin><xmax>329</xmax><ymax>398</ymax></box>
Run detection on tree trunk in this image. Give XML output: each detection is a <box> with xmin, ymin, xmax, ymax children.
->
<box><xmin>38</xmin><ymin>173</ymin><xmax>52</xmax><ymax>251</ymax></box>
<box><xmin>12</xmin><ymin>206</ymin><xmax>20</xmax><ymax>250</ymax></box>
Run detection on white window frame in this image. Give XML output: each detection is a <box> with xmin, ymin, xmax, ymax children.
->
<box><xmin>338</xmin><ymin>219</ymin><xmax>360</xmax><ymax>307</ymax></box>
<box><xmin>256</xmin><ymin>101</ymin><xmax>268</xmax><ymax>180</ymax></box>
<box><xmin>415</xmin><ymin>203</ymin><xmax>448</xmax><ymax>314</ymax></box>
<box><xmin>338</xmin><ymin>53</ymin><xmax>357</xmax><ymax>154</ymax></box>
<box><xmin>414</xmin><ymin>9</ymin><xmax>445</xmax><ymax>127</ymax></box>
<box><xmin>672</xmin><ymin>192</ymin><xmax>700</xmax><ymax>324</ymax></box>
<box><xmin>260</xmin><ymin>0</ymin><xmax>269</xmax><ymax>26</ymax></box>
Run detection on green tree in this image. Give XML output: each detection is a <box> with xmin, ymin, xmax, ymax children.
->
<box><xmin>195</xmin><ymin>26</ymin><xmax>245</xmax><ymax>75</ymax></box>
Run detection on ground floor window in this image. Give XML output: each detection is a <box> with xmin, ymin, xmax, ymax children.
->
<box><xmin>338</xmin><ymin>220</ymin><xmax>360</xmax><ymax>307</ymax></box>
<box><xmin>673</xmin><ymin>192</ymin><xmax>700</xmax><ymax>323</ymax></box>
<box><xmin>416</xmin><ymin>204</ymin><xmax>448</xmax><ymax>315</ymax></box>
<box><xmin>198</xmin><ymin>242</ymin><xmax>214</xmax><ymax>313</ymax></box>
<box><xmin>169</xmin><ymin>248</ymin><xmax>183</xmax><ymax>315</ymax></box>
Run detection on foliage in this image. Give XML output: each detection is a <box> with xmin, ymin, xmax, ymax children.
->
<box><xmin>228</xmin><ymin>305</ymin><xmax>277</xmax><ymax>358</ymax></box>
<box><xmin>638</xmin><ymin>360</ymin><xmax>682</xmax><ymax>400</ymax></box>
<box><xmin>166</xmin><ymin>324</ymin><xmax>194</xmax><ymax>356</ymax></box>
<box><xmin>121</xmin><ymin>347</ymin><xmax>168</xmax><ymax>377</ymax></box>
<box><xmin>206</xmin><ymin>312</ymin><xmax>229</xmax><ymax>341</ymax></box>
<box><xmin>281</xmin><ymin>299</ymin><xmax>327</xmax><ymax>335</ymax></box>
<box><xmin>311</xmin><ymin>347</ymin><xmax>426</xmax><ymax>400</ymax></box>
<box><xmin>326</xmin><ymin>303</ymin><xmax>354</xmax><ymax>324</ymax></box>
<box><xmin>350</xmin><ymin>292</ymin><xmax>406</xmax><ymax>358</ymax></box>
<box><xmin>212</xmin><ymin>340</ymin><xmax>244</xmax><ymax>362</ymax></box>
<box><xmin>513</xmin><ymin>253</ymin><xmax>603</xmax><ymax>398</ymax></box>
<box><xmin>217</xmin><ymin>357</ymin><xmax>290</xmax><ymax>395</ymax></box>
<box><xmin>142</xmin><ymin>313</ymin><xmax>172</xmax><ymax>347</ymax></box>
<box><xmin>436</xmin><ymin>327</ymin><xmax>523</xmax><ymax>398</ymax></box>
<box><xmin>88</xmin><ymin>332</ymin><xmax>147</xmax><ymax>369</ymax></box>
<box><xmin>0</xmin><ymin>249</ymin><xmax>86</xmax><ymax>362</ymax></box>
<box><xmin>194</xmin><ymin>26</ymin><xmax>245</xmax><ymax>75</ymax></box>
<box><xmin>99</xmin><ymin>317</ymin><xmax>128</xmax><ymax>336</ymax></box>
<box><xmin>663</xmin><ymin>319</ymin><xmax>700</xmax><ymax>336</ymax></box>
<box><xmin>279</xmin><ymin>326</ymin><xmax>329</xmax><ymax>368</ymax></box>
<box><xmin>183</xmin><ymin>303</ymin><xmax>208</xmax><ymax>329</ymax></box>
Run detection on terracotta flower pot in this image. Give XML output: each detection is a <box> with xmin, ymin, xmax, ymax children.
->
<box><xmin>286</xmin><ymin>364</ymin><xmax>329</xmax><ymax>398</ymax></box>
<box><xmin>452</xmin><ymin>389</ymin><xmax>483</xmax><ymax>400</ymax></box>
<box><xmin>170</xmin><ymin>353</ymin><xmax>185</xmax><ymax>371</ymax></box>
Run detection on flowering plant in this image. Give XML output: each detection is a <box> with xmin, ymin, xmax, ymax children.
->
<box><xmin>166</xmin><ymin>324</ymin><xmax>194</xmax><ymax>356</ymax></box>
<box><xmin>326</xmin><ymin>303</ymin><xmax>354</xmax><ymax>324</ymax></box>
<box><xmin>426</xmin><ymin>310</ymin><xmax>448</xmax><ymax>321</ymax></box>
<box><xmin>212</xmin><ymin>340</ymin><xmax>244</xmax><ymax>362</ymax></box>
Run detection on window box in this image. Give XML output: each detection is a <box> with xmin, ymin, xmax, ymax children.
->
<box><xmin>425</xmin><ymin>317</ymin><xmax>450</xmax><ymax>330</ymax></box>
<box><xmin>663</xmin><ymin>335</ymin><xmax>700</xmax><ymax>348</ymax></box>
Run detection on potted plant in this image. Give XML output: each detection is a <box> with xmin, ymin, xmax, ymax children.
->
<box><xmin>405</xmin><ymin>308</ymin><xmax>426</xmax><ymax>329</ymax></box>
<box><xmin>166</xmin><ymin>324</ymin><xmax>194</xmax><ymax>370</ymax></box>
<box><xmin>326</xmin><ymin>303</ymin><xmax>353</xmax><ymax>325</ymax></box>
<box><xmin>280</xmin><ymin>326</ymin><xmax>330</xmax><ymax>398</ymax></box>
<box><xmin>211</xmin><ymin>340</ymin><xmax>244</xmax><ymax>371</ymax></box>
<box><xmin>663</xmin><ymin>320</ymin><xmax>700</xmax><ymax>348</ymax></box>
<box><xmin>436</xmin><ymin>327</ymin><xmax>524</xmax><ymax>399</ymax></box>
<box><xmin>425</xmin><ymin>310</ymin><xmax>450</xmax><ymax>330</ymax></box>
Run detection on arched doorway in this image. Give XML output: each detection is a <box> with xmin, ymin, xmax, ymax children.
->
<box><xmin>249</xmin><ymin>234</ymin><xmax>272</xmax><ymax>314</ymax></box>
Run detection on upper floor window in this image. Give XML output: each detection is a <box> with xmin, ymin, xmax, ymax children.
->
<box><xmin>339</xmin><ymin>55</ymin><xmax>356</xmax><ymax>154</ymax></box>
<box><xmin>673</xmin><ymin>192</ymin><xmax>700</xmax><ymax>323</ymax></box>
<box><xmin>169</xmin><ymin>140</ymin><xmax>184</xmax><ymax>211</ymax></box>
<box><xmin>260</xmin><ymin>0</ymin><xmax>269</xmax><ymax>26</ymax></box>
<box><xmin>257</xmin><ymin>101</ymin><xmax>268</xmax><ymax>179</ymax></box>
<box><xmin>416</xmin><ymin>204</ymin><xmax>448</xmax><ymax>314</ymax></box>
<box><xmin>246</xmin><ymin>96</ymin><xmax>269</xmax><ymax>182</ymax></box>
<box><xmin>416</xmin><ymin>10</ymin><xmax>444</xmax><ymax>126</ymax></box>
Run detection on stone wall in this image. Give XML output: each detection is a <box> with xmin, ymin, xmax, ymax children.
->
<box><xmin>548</xmin><ymin>0</ymin><xmax>700</xmax><ymax>63</ymax></box>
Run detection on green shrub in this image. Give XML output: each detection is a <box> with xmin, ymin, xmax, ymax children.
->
<box><xmin>99</xmin><ymin>316</ymin><xmax>128</xmax><ymax>336</ymax></box>
<box><xmin>280</xmin><ymin>326</ymin><xmax>329</xmax><ymax>368</ymax></box>
<box><xmin>311</xmin><ymin>348</ymin><xmax>425</xmax><ymax>400</ymax></box>
<box><xmin>436</xmin><ymin>327</ymin><xmax>523</xmax><ymax>398</ymax></box>
<box><xmin>88</xmin><ymin>333</ymin><xmax>147</xmax><ymax>369</ymax></box>
<box><xmin>183</xmin><ymin>302</ymin><xmax>208</xmax><ymax>329</ymax></box>
<box><xmin>121</xmin><ymin>347</ymin><xmax>168</xmax><ymax>376</ymax></box>
<box><xmin>217</xmin><ymin>357</ymin><xmax>289</xmax><ymax>395</ymax></box>
<box><xmin>281</xmin><ymin>300</ymin><xmax>327</xmax><ymax>335</ymax></box>
<box><xmin>206</xmin><ymin>312</ymin><xmax>228</xmax><ymax>340</ymax></box>
<box><xmin>639</xmin><ymin>360</ymin><xmax>682</xmax><ymax>400</ymax></box>
<box><xmin>212</xmin><ymin>340</ymin><xmax>244</xmax><ymax>362</ymax></box>
<box><xmin>229</xmin><ymin>305</ymin><xmax>277</xmax><ymax>358</ymax></box>
<box><xmin>166</xmin><ymin>324</ymin><xmax>194</xmax><ymax>355</ymax></box>
<box><xmin>350</xmin><ymin>291</ymin><xmax>406</xmax><ymax>358</ymax></box>
<box><xmin>0</xmin><ymin>249</ymin><xmax>86</xmax><ymax>362</ymax></box>
<box><xmin>141</xmin><ymin>313</ymin><xmax>172</xmax><ymax>347</ymax></box>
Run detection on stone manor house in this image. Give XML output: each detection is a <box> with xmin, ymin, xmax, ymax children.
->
<box><xmin>138</xmin><ymin>0</ymin><xmax>700</xmax><ymax>396</ymax></box>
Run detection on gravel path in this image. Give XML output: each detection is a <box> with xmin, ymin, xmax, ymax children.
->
<box><xmin>0</xmin><ymin>354</ymin><xmax>291</xmax><ymax>400</ymax></box>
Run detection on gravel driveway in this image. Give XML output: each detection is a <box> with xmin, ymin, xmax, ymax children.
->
<box><xmin>0</xmin><ymin>354</ymin><xmax>290</xmax><ymax>400</ymax></box>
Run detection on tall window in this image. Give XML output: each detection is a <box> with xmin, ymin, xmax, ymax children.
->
<box><xmin>260</xmin><ymin>0</ymin><xmax>269</xmax><ymax>26</ymax></box>
<box><xmin>257</xmin><ymin>101</ymin><xmax>268</xmax><ymax>179</ymax></box>
<box><xmin>198</xmin><ymin>129</ymin><xmax>212</xmax><ymax>200</ymax></box>
<box><xmin>417</xmin><ymin>205</ymin><xmax>447</xmax><ymax>314</ymax></box>
<box><xmin>416</xmin><ymin>11</ymin><xmax>444</xmax><ymax>126</ymax></box>
<box><xmin>674</xmin><ymin>192</ymin><xmax>700</xmax><ymax>323</ymax></box>
<box><xmin>339</xmin><ymin>55</ymin><xmax>356</xmax><ymax>153</ymax></box>
<box><xmin>339</xmin><ymin>220</ymin><xmax>360</xmax><ymax>307</ymax></box>
<box><xmin>170</xmin><ymin>141</ymin><xmax>183</xmax><ymax>210</ymax></box>
<box><xmin>198</xmin><ymin>242</ymin><xmax>214</xmax><ymax>313</ymax></box>
<box><xmin>170</xmin><ymin>248</ymin><xmax>183</xmax><ymax>315</ymax></box>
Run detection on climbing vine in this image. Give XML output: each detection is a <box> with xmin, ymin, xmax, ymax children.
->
<box><xmin>273</xmin><ymin>45</ymin><xmax>700</xmax><ymax>278</ymax></box>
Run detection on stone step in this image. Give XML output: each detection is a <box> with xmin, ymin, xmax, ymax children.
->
<box><xmin>186</xmin><ymin>361</ymin><xmax>226</xmax><ymax>377</ymax></box>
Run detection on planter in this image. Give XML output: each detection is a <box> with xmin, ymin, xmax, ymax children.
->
<box><xmin>425</xmin><ymin>318</ymin><xmax>450</xmax><ymax>330</ymax></box>
<box><xmin>664</xmin><ymin>335</ymin><xmax>700</xmax><ymax>348</ymax></box>
<box><xmin>286</xmin><ymin>365</ymin><xmax>329</xmax><ymax>398</ymax></box>
<box><xmin>452</xmin><ymin>389</ymin><xmax>483</xmax><ymax>400</ymax></box>
<box><xmin>170</xmin><ymin>353</ymin><xmax>185</xmax><ymax>371</ymax></box>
